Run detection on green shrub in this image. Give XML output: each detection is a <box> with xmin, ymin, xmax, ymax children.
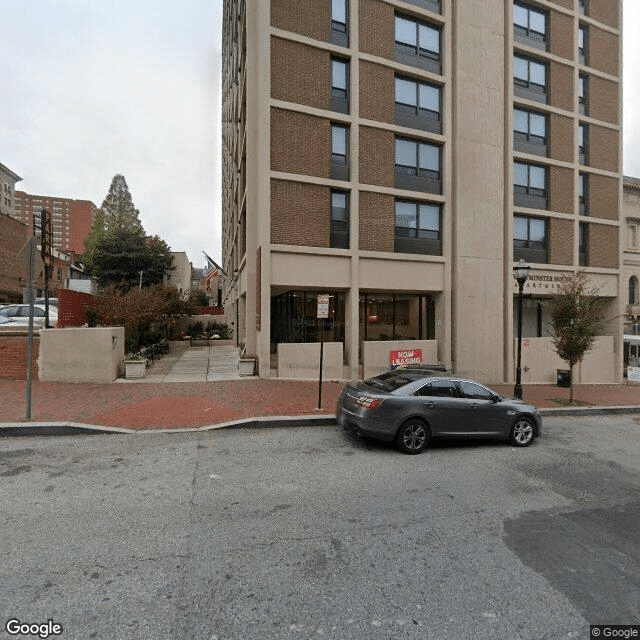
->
<box><xmin>205</xmin><ymin>320</ymin><xmax>233</xmax><ymax>339</ymax></box>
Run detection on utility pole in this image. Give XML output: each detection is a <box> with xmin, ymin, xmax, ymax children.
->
<box><xmin>33</xmin><ymin>209</ymin><xmax>53</xmax><ymax>327</ymax></box>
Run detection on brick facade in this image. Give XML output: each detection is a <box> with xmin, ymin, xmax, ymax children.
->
<box><xmin>590</xmin><ymin>75</ymin><xmax>619</xmax><ymax>125</ymax></box>
<box><xmin>589</xmin><ymin>173</ymin><xmax>619</xmax><ymax>221</ymax></box>
<box><xmin>549</xmin><ymin>10</ymin><xmax>574</xmax><ymax>61</ymax></box>
<box><xmin>549</xmin><ymin>113</ymin><xmax>573</xmax><ymax>163</ymax></box>
<box><xmin>271</xmin><ymin>0</ymin><xmax>330</xmax><ymax>42</ymax></box>
<box><xmin>550</xmin><ymin>62</ymin><xmax>573</xmax><ymax>111</ymax></box>
<box><xmin>271</xmin><ymin>108</ymin><xmax>331</xmax><ymax>178</ymax></box>
<box><xmin>590</xmin><ymin>26</ymin><xmax>619</xmax><ymax>77</ymax></box>
<box><xmin>359</xmin><ymin>127</ymin><xmax>394</xmax><ymax>188</ymax></box>
<box><xmin>590</xmin><ymin>0</ymin><xmax>619</xmax><ymax>29</ymax></box>
<box><xmin>589</xmin><ymin>223</ymin><xmax>619</xmax><ymax>268</ymax></box>
<box><xmin>549</xmin><ymin>166</ymin><xmax>573</xmax><ymax>214</ymax></box>
<box><xmin>0</xmin><ymin>332</ymin><xmax>39</xmax><ymax>380</ymax></box>
<box><xmin>271</xmin><ymin>179</ymin><xmax>330</xmax><ymax>247</ymax></box>
<box><xmin>271</xmin><ymin>37</ymin><xmax>330</xmax><ymax>111</ymax></box>
<box><xmin>359</xmin><ymin>61</ymin><xmax>394</xmax><ymax>124</ymax></box>
<box><xmin>550</xmin><ymin>0</ymin><xmax>572</xmax><ymax>9</ymax></box>
<box><xmin>0</xmin><ymin>212</ymin><xmax>29</xmax><ymax>303</ymax></box>
<box><xmin>359</xmin><ymin>0</ymin><xmax>394</xmax><ymax>60</ymax></box>
<box><xmin>589</xmin><ymin>125</ymin><xmax>618</xmax><ymax>173</ymax></box>
<box><xmin>549</xmin><ymin>218</ymin><xmax>573</xmax><ymax>265</ymax></box>
<box><xmin>359</xmin><ymin>192</ymin><xmax>394</xmax><ymax>252</ymax></box>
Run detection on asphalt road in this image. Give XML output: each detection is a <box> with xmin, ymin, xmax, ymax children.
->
<box><xmin>0</xmin><ymin>415</ymin><xmax>639</xmax><ymax>640</ymax></box>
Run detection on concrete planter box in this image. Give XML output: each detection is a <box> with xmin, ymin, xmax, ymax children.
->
<box><xmin>124</xmin><ymin>359</ymin><xmax>147</xmax><ymax>379</ymax></box>
<box><xmin>238</xmin><ymin>358</ymin><xmax>257</xmax><ymax>376</ymax></box>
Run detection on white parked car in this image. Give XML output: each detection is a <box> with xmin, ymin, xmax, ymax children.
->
<box><xmin>0</xmin><ymin>304</ymin><xmax>58</xmax><ymax>326</ymax></box>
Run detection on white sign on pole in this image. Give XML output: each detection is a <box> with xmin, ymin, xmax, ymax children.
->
<box><xmin>317</xmin><ymin>295</ymin><xmax>330</xmax><ymax>319</ymax></box>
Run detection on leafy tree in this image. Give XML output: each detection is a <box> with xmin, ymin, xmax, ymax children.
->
<box><xmin>550</xmin><ymin>272</ymin><xmax>606</xmax><ymax>403</ymax></box>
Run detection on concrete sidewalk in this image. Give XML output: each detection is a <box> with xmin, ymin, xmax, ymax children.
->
<box><xmin>0</xmin><ymin>343</ymin><xmax>639</xmax><ymax>433</ymax></box>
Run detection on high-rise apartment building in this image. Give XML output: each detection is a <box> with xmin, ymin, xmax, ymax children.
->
<box><xmin>222</xmin><ymin>0</ymin><xmax>622</xmax><ymax>382</ymax></box>
<box><xmin>13</xmin><ymin>192</ymin><xmax>97</xmax><ymax>256</ymax></box>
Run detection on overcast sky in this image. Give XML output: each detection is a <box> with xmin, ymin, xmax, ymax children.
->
<box><xmin>2</xmin><ymin>2</ymin><xmax>639</xmax><ymax>268</ymax></box>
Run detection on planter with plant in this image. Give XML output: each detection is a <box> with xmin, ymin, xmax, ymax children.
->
<box><xmin>238</xmin><ymin>352</ymin><xmax>258</xmax><ymax>376</ymax></box>
<box><xmin>124</xmin><ymin>352</ymin><xmax>148</xmax><ymax>379</ymax></box>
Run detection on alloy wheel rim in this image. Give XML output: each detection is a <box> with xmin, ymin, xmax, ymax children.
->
<box><xmin>404</xmin><ymin>425</ymin><xmax>426</xmax><ymax>450</ymax></box>
<box><xmin>514</xmin><ymin>421</ymin><xmax>533</xmax><ymax>444</ymax></box>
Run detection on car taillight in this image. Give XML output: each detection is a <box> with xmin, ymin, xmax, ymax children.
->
<box><xmin>355</xmin><ymin>397</ymin><xmax>382</xmax><ymax>409</ymax></box>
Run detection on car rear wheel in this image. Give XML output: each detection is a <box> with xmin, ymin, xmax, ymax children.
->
<box><xmin>395</xmin><ymin>419</ymin><xmax>429</xmax><ymax>455</ymax></box>
<box><xmin>510</xmin><ymin>417</ymin><xmax>535</xmax><ymax>447</ymax></box>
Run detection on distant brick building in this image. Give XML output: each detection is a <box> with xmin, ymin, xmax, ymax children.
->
<box><xmin>0</xmin><ymin>162</ymin><xmax>22</xmax><ymax>220</ymax></box>
<box><xmin>13</xmin><ymin>192</ymin><xmax>97</xmax><ymax>255</ymax></box>
<box><xmin>0</xmin><ymin>212</ymin><xmax>29</xmax><ymax>303</ymax></box>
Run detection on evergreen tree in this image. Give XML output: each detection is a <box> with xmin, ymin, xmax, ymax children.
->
<box><xmin>101</xmin><ymin>174</ymin><xmax>144</xmax><ymax>235</ymax></box>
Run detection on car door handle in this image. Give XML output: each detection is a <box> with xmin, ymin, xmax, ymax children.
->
<box><xmin>470</xmin><ymin>403</ymin><xmax>479</xmax><ymax>409</ymax></box>
<box><xmin>424</xmin><ymin>402</ymin><xmax>435</xmax><ymax>409</ymax></box>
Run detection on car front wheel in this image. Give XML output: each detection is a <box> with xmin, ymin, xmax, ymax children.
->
<box><xmin>510</xmin><ymin>417</ymin><xmax>535</xmax><ymax>447</ymax></box>
<box><xmin>395</xmin><ymin>419</ymin><xmax>429</xmax><ymax>455</ymax></box>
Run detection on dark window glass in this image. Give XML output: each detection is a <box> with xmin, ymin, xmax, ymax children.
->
<box><xmin>395</xmin><ymin>138</ymin><xmax>440</xmax><ymax>180</ymax></box>
<box><xmin>330</xmin><ymin>191</ymin><xmax>349</xmax><ymax>249</ymax></box>
<box><xmin>331</xmin><ymin>124</ymin><xmax>348</xmax><ymax>165</ymax></box>
<box><xmin>395</xmin><ymin>75</ymin><xmax>441</xmax><ymax>132</ymax></box>
<box><xmin>514</xmin><ymin>55</ymin><xmax>547</xmax><ymax>102</ymax></box>
<box><xmin>514</xmin><ymin>162</ymin><xmax>547</xmax><ymax>197</ymax></box>
<box><xmin>630</xmin><ymin>276</ymin><xmax>638</xmax><ymax>305</ymax></box>
<box><xmin>332</xmin><ymin>0</ymin><xmax>347</xmax><ymax>32</ymax></box>
<box><xmin>514</xmin><ymin>108</ymin><xmax>547</xmax><ymax>149</ymax></box>
<box><xmin>579</xmin><ymin>123</ymin><xmax>588</xmax><ymax>164</ymax></box>
<box><xmin>579</xmin><ymin>0</ymin><xmax>588</xmax><ymax>15</ymax></box>
<box><xmin>579</xmin><ymin>74</ymin><xmax>588</xmax><ymax>115</ymax></box>
<box><xmin>331</xmin><ymin>58</ymin><xmax>349</xmax><ymax>113</ymax></box>
<box><xmin>514</xmin><ymin>215</ymin><xmax>548</xmax><ymax>263</ymax></box>
<box><xmin>459</xmin><ymin>380</ymin><xmax>494</xmax><ymax>401</ymax></box>
<box><xmin>579</xmin><ymin>25</ymin><xmax>588</xmax><ymax>64</ymax></box>
<box><xmin>579</xmin><ymin>222</ymin><xmax>589</xmax><ymax>266</ymax></box>
<box><xmin>395</xmin><ymin>200</ymin><xmax>442</xmax><ymax>255</ymax></box>
<box><xmin>579</xmin><ymin>172</ymin><xmax>588</xmax><ymax>215</ymax></box>
<box><xmin>513</xmin><ymin>3</ymin><xmax>547</xmax><ymax>44</ymax></box>
<box><xmin>430</xmin><ymin>379</ymin><xmax>459</xmax><ymax>397</ymax></box>
<box><xmin>395</xmin><ymin>14</ymin><xmax>441</xmax><ymax>73</ymax></box>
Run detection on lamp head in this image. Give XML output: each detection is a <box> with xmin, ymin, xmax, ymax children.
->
<box><xmin>513</xmin><ymin>259</ymin><xmax>530</xmax><ymax>285</ymax></box>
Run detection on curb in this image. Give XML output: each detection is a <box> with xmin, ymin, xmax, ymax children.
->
<box><xmin>1</xmin><ymin>406</ymin><xmax>639</xmax><ymax>437</ymax></box>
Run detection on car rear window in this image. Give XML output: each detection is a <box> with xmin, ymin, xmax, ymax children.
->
<box><xmin>364</xmin><ymin>371</ymin><xmax>417</xmax><ymax>391</ymax></box>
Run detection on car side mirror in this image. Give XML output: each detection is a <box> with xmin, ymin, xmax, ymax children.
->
<box><xmin>492</xmin><ymin>394</ymin><xmax>501</xmax><ymax>403</ymax></box>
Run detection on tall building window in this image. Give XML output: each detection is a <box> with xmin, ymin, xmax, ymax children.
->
<box><xmin>395</xmin><ymin>199</ymin><xmax>442</xmax><ymax>255</ymax></box>
<box><xmin>513</xmin><ymin>108</ymin><xmax>547</xmax><ymax>156</ymax></box>
<box><xmin>331</xmin><ymin>0</ymin><xmax>348</xmax><ymax>46</ymax></box>
<box><xmin>579</xmin><ymin>25</ymin><xmax>588</xmax><ymax>65</ymax></box>
<box><xmin>394</xmin><ymin>14</ymin><xmax>441</xmax><ymax>75</ymax></box>
<box><xmin>514</xmin><ymin>162</ymin><xmax>547</xmax><ymax>209</ymax></box>
<box><xmin>579</xmin><ymin>172</ymin><xmax>588</xmax><ymax>215</ymax></box>
<box><xmin>579</xmin><ymin>123</ymin><xmax>588</xmax><ymax>165</ymax></box>
<box><xmin>579</xmin><ymin>222</ymin><xmax>589</xmax><ymax>266</ymax></box>
<box><xmin>330</xmin><ymin>191</ymin><xmax>349</xmax><ymax>249</ymax></box>
<box><xmin>514</xmin><ymin>215</ymin><xmax>548</xmax><ymax>263</ymax></box>
<box><xmin>395</xmin><ymin>75</ymin><xmax>441</xmax><ymax>133</ymax></box>
<box><xmin>331</xmin><ymin>124</ymin><xmax>349</xmax><ymax>180</ymax></box>
<box><xmin>403</xmin><ymin>0</ymin><xmax>441</xmax><ymax>14</ymax></box>
<box><xmin>630</xmin><ymin>276</ymin><xmax>639</xmax><ymax>305</ymax></box>
<box><xmin>514</xmin><ymin>55</ymin><xmax>547</xmax><ymax>103</ymax></box>
<box><xmin>629</xmin><ymin>220</ymin><xmax>640</xmax><ymax>250</ymax></box>
<box><xmin>395</xmin><ymin>137</ymin><xmax>442</xmax><ymax>194</ymax></box>
<box><xmin>513</xmin><ymin>2</ymin><xmax>547</xmax><ymax>50</ymax></box>
<box><xmin>331</xmin><ymin>58</ymin><xmax>349</xmax><ymax>114</ymax></box>
<box><xmin>579</xmin><ymin>74</ymin><xmax>588</xmax><ymax>115</ymax></box>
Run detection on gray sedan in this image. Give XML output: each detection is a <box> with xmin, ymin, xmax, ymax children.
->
<box><xmin>336</xmin><ymin>373</ymin><xmax>541</xmax><ymax>454</ymax></box>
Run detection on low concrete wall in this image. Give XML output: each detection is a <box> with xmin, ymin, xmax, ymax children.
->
<box><xmin>363</xmin><ymin>340</ymin><xmax>439</xmax><ymax>379</ymax></box>
<box><xmin>277</xmin><ymin>342</ymin><xmax>343</xmax><ymax>380</ymax></box>
<box><xmin>39</xmin><ymin>327</ymin><xmax>125</xmax><ymax>383</ymax></box>
<box><xmin>516</xmin><ymin>336</ymin><xmax>616</xmax><ymax>384</ymax></box>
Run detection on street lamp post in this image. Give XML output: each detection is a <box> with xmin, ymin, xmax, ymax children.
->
<box><xmin>513</xmin><ymin>259</ymin><xmax>531</xmax><ymax>399</ymax></box>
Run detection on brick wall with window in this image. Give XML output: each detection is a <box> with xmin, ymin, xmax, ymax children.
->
<box><xmin>550</xmin><ymin>62</ymin><xmax>573</xmax><ymax>111</ymax></box>
<box><xmin>590</xmin><ymin>0</ymin><xmax>619</xmax><ymax>29</ymax></box>
<box><xmin>359</xmin><ymin>61</ymin><xmax>394</xmax><ymax>123</ymax></box>
<box><xmin>271</xmin><ymin>179</ymin><xmax>330</xmax><ymax>247</ymax></box>
<box><xmin>359</xmin><ymin>192</ymin><xmax>395</xmax><ymax>252</ymax></box>
<box><xmin>590</xmin><ymin>76</ymin><xmax>619</xmax><ymax>125</ymax></box>
<box><xmin>549</xmin><ymin>166</ymin><xmax>573</xmax><ymax>214</ymax></box>
<box><xmin>589</xmin><ymin>125</ymin><xmax>618</xmax><ymax>173</ymax></box>
<box><xmin>271</xmin><ymin>0</ymin><xmax>330</xmax><ymax>41</ymax></box>
<box><xmin>271</xmin><ymin>38</ymin><xmax>330</xmax><ymax>110</ymax></box>
<box><xmin>549</xmin><ymin>218</ymin><xmax>573</xmax><ymax>265</ymax></box>
<box><xmin>590</xmin><ymin>174</ymin><xmax>619</xmax><ymax>221</ymax></box>
<box><xmin>359</xmin><ymin>0</ymin><xmax>394</xmax><ymax>59</ymax></box>
<box><xmin>590</xmin><ymin>26</ymin><xmax>619</xmax><ymax>77</ymax></box>
<box><xmin>360</xmin><ymin>126</ymin><xmax>394</xmax><ymax>188</ymax></box>
<box><xmin>271</xmin><ymin>108</ymin><xmax>330</xmax><ymax>178</ymax></box>
<box><xmin>549</xmin><ymin>113</ymin><xmax>573</xmax><ymax>162</ymax></box>
<box><xmin>0</xmin><ymin>212</ymin><xmax>29</xmax><ymax>301</ymax></box>
<box><xmin>549</xmin><ymin>10</ymin><xmax>573</xmax><ymax>60</ymax></box>
<box><xmin>589</xmin><ymin>223</ymin><xmax>619</xmax><ymax>268</ymax></box>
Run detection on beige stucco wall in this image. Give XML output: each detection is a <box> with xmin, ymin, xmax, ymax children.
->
<box><xmin>363</xmin><ymin>340</ymin><xmax>439</xmax><ymax>380</ymax></box>
<box><xmin>39</xmin><ymin>327</ymin><xmax>125</xmax><ymax>383</ymax></box>
<box><xmin>277</xmin><ymin>341</ymin><xmax>343</xmax><ymax>380</ymax></box>
<box><xmin>516</xmin><ymin>336</ymin><xmax>615</xmax><ymax>384</ymax></box>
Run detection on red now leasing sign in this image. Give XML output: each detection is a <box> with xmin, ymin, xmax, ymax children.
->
<box><xmin>390</xmin><ymin>349</ymin><xmax>423</xmax><ymax>366</ymax></box>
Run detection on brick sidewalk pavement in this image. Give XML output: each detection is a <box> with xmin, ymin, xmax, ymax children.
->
<box><xmin>1</xmin><ymin>379</ymin><xmax>639</xmax><ymax>431</ymax></box>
